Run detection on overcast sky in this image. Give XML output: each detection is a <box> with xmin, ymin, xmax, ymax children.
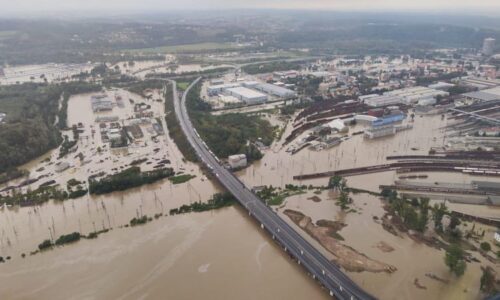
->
<box><xmin>1</xmin><ymin>0</ymin><xmax>500</xmax><ymax>16</ymax></box>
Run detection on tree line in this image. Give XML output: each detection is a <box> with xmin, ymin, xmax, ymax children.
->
<box><xmin>186</xmin><ymin>82</ymin><xmax>275</xmax><ymax>161</ymax></box>
<box><xmin>88</xmin><ymin>166</ymin><xmax>174</xmax><ymax>195</ymax></box>
<box><xmin>0</xmin><ymin>82</ymin><xmax>101</xmax><ymax>176</ymax></box>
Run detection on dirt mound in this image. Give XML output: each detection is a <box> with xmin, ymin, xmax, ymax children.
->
<box><xmin>316</xmin><ymin>219</ymin><xmax>346</xmax><ymax>232</ymax></box>
<box><xmin>284</xmin><ymin>209</ymin><xmax>397</xmax><ymax>273</ymax></box>
<box><xmin>307</xmin><ymin>196</ymin><xmax>322</xmax><ymax>202</ymax></box>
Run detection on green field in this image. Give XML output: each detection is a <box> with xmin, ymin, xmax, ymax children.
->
<box><xmin>127</xmin><ymin>42</ymin><xmax>245</xmax><ymax>54</ymax></box>
<box><xmin>177</xmin><ymin>82</ymin><xmax>190</xmax><ymax>91</ymax></box>
<box><xmin>168</xmin><ymin>174</ymin><xmax>196</xmax><ymax>184</ymax></box>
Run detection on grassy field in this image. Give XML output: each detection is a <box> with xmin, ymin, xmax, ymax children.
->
<box><xmin>177</xmin><ymin>82</ymin><xmax>190</xmax><ymax>91</ymax></box>
<box><xmin>168</xmin><ymin>174</ymin><xmax>196</xmax><ymax>184</ymax></box>
<box><xmin>127</xmin><ymin>42</ymin><xmax>245</xmax><ymax>54</ymax></box>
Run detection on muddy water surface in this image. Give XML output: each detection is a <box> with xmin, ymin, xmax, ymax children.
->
<box><xmin>0</xmin><ymin>88</ymin><xmax>331</xmax><ymax>300</ymax></box>
<box><xmin>236</xmin><ymin>113</ymin><xmax>499</xmax><ymax>300</ymax></box>
<box><xmin>0</xmin><ymin>207</ymin><xmax>328</xmax><ymax>300</ymax></box>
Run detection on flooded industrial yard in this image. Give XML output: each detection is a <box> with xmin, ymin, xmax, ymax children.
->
<box><xmin>236</xmin><ymin>112</ymin><xmax>499</xmax><ymax>299</ymax></box>
<box><xmin>238</xmin><ymin>113</ymin><xmax>499</xmax><ymax>216</ymax></box>
<box><xmin>122</xmin><ymin>59</ymin><xmax>234</xmax><ymax>79</ymax></box>
<box><xmin>0</xmin><ymin>80</ymin><xmax>498</xmax><ymax>300</ymax></box>
<box><xmin>0</xmin><ymin>63</ymin><xmax>95</xmax><ymax>84</ymax></box>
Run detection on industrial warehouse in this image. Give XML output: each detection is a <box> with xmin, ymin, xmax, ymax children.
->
<box><xmin>224</xmin><ymin>87</ymin><xmax>268</xmax><ymax>104</ymax></box>
<box><xmin>203</xmin><ymin>77</ymin><xmax>297</xmax><ymax>109</ymax></box>
<box><xmin>361</xmin><ymin>86</ymin><xmax>449</xmax><ymax>107</ymax></box>
<box><xmin>462</xmin><ymin>86</ymin><xmax>500</xmax><ymax>103</ymax></box>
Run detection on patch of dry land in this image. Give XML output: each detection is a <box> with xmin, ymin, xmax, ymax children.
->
<box><xmin>284</xmin><ymin>209</ymin><xmax>397</xmax><ymax>273</ymax></box>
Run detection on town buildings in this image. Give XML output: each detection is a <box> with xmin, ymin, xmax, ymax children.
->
<box><xmin>91</xmin><ymin>95</ymin><xmax>114</xmax><ymax>112</ymax></box>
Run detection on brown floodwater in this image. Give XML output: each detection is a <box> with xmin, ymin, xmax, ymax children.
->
<box><xmin>1</xmin><ymin>88</ymin><xmax>221</xmax><ymax>256</ymax></box>
<box><xmin>0</xmin><ymin>207</ymin><xmax>329</xmax><ymax>300</ymax></box>
<box><xmin>237</xmin><ymin>114</ymin><xmax>500</xmax><ymax>218</ymax></box>
<box><xmin>278</xmin><ymin>190</ymin><xmax>497</xmax><ymax>300</ymax></box>
<box><xmin>1</xmin><ymin>86</ymin><xmax>498</xmax><ymax>300</ymax></box>
<box><xmin>236</xmin><ymin>113</ymin><xmax>500</xmax><ymax>299</ymax></box>
<box><xmin>0</xmin><ymin>87</ymin><xmax>330</xmax><ymax>300</ymax></box>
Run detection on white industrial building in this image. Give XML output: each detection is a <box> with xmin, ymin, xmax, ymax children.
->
<box><xmin>363</xmin><ymin>87</ymin><xmax>448</xmax><ymax>107</ymax></box>
<box><xmin>254</xmin><ymin>83</ymin><xmax>297</xmax><ymax>98</ymax></box>
<box><xmin>207</xmin><ymin>80</ymin><xmax>295</xmax><ymax>103</ymax></box>
<box><xmin>207</xmin><ymin>83</ymin><xmax>240</xmax><ymax>96</ymax></box>
<box><xmin>228</xmin><ymin>154</ymin><xmax>247</xmax><ymax>169</ymax></box>
<box><xmin>225</xmin><ymin>87</ymin><xmax>268</xmax><ymax>104</ymax></box>
<box><xmin>273</xmin><ymin>70</ymin><xmax>299</xmax><ymax>80</ymax></box>
<box><xmin>241</xmin><ymin>81</ymin><xmax>259</xmax><ymax>88</ymax></box>
<box><xmin>91</xmin><ymin>95</ymin><xmax>114</xmax><ymax>112</ymax></box>
<box><xmin>428</xmin><ymin>82</ymin><xmax>455</xmax><ymax>91</ymax></box>
<box><xmin>385</xmin><ymin>87</ymin><xmax>449</xmax><ymax>105</ymax></box>
<box><xmin>460</xmin><ymin>77</ymin><xmax>500</xmax><ymax>90</ymax></box>
<box><xmin>354</xmin><ymin>114</ymin><xmax>377</xmax><ymax>124</ymax></box>
<box><xmin>363</xmin><ymin>95</ymin><xmax>403</xmax><ymax>107</ymax></box>
<box><xmin>364</xmin><ymin>125</ymin><xmax>396</xmax><ymax>139</ymax></box>
<box><xmin>325</xmin><ymin>119</ymin><xmax>347</xmax><ymax>132</ymax></box>
<box><xmin>417</xmin><ymin>98</ymin><xmax>437</xmax><ymax>106</ymax></box>
<box><xmin>463</xmin><ymin>86</ymin><xmax>500</xmax><ymax>102</ymax></box>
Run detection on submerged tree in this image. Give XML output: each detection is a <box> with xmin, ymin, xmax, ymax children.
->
<box><xmin>432</xmin><ymin>202</ymin><xmax>448</xmax><ymax>232</ymax></box>
<box><xmin>480</xmin><ymin>267</ymin><xmax>497</xmax><ymax>295</ymax></box>
<box><xmin>328</xmin><ymin>175</ymin><xmax>346</xmax><ymax>191</ymax></box>
<box><xmin>444</xmin><ymin>243</ymin><xmax>467</xmax><ymax>276</ymax></box>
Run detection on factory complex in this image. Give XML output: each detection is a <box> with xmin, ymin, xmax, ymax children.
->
<box><xmin>462</xmin><ymin>86</ymin><xmax>500</xmax><ymax>103</ymax></box>
<box><xmin>361</xmin><ymin>86</ymin><xmax>449</xmax><ymax>107</ymax></box>
<box><xmin>224</xmin><ymin>87</ymin><xmax>268</xmax><ymax>104</ymax></box>
<box><xmin>205</xmin><ymin>78</ymin><xmax>297</xmax><ymax>108</ymax></box>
